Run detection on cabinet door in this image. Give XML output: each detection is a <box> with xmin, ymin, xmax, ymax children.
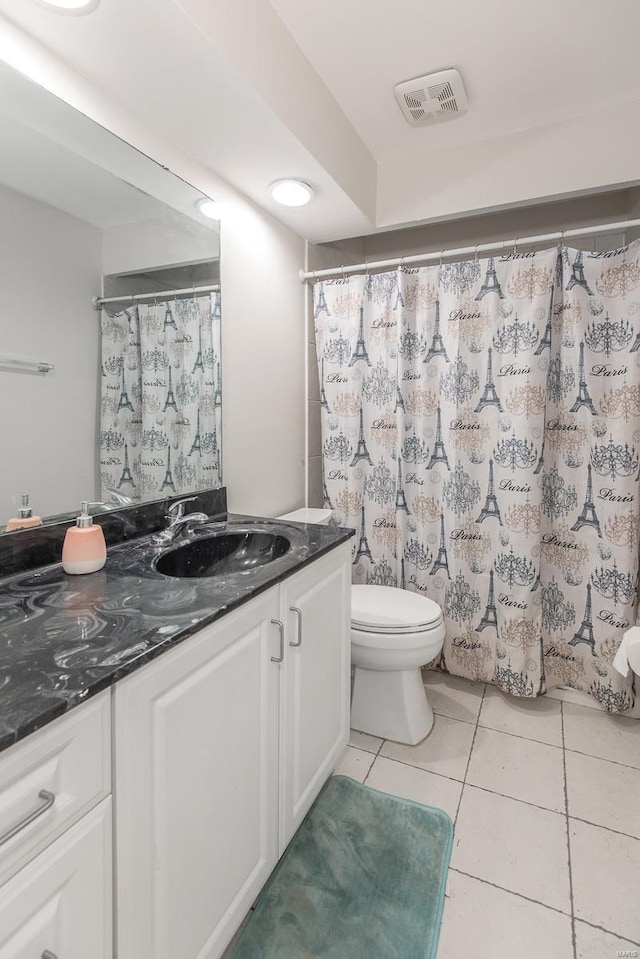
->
<box><xmin>115</xmin><ymin>589</ymin><xmax>280</xmax><ymax>959</ymax></box>
<box><xmin>0</xmin><ymin>798</ymin><xmax>112</xmax><ymax>959</ymax></box>
<box><xmin>280</xmin><ymin>542</ymin><xmax>351</xmax><ymax>851</ymax></box>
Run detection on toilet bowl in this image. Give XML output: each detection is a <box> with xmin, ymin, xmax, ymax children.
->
<box><xmin>350</xmin><ymin>585</ymin><xmax>445</xmax><ymax>746</ymax></box>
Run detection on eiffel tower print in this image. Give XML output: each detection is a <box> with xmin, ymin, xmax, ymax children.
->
<box><xmin>534</xmin><ymin>286</ymin><xmax>554</xmax><ymax>355</ymax></box>
<box><xmin>349</xmin><ymin>307</ymin><xmax>371</xmax><ymax>367</ymax></box>
<box><xmin>190</xmin><ymin>409</ymin><xmax>202</xmax><ymax>457</ymax></box>
<box><xmin>477</xmin><ymin>569</ymin><xmax>498</xmax><ymax>632</ymax></box>
<box><xmin>117</xmin><ymin>368</ymin><xmax>134</xmax><ymax>412</ymax></box>
<box><xmin>319</xmin><ymin>357</ymin><xmax>331</xmax><ymax>412</ymax></box>
<box><xmin>476</xmin><ymin>459</ymin><xmax>503</xmax><ymax>525</ymax></box>
<box><xmin>161</xmin><ymin>447</ymin><xmax>176</xmax><ymax>493</ymax></box>
<box><xmin>566</xmin><ymin>251</ymin><xmax>593</xmax><ymax>294</ymax></box>
<box><xmin>569</xmin><ymin>341</ymin><xmax>596</xmax><ymax>414</ymax></box>
<box><xmin>426</xmin><ymin>405</ymin><xmax>450</xmax><ymax>470</ymax></box>
<box><xmin>395</xmin><ymin>457</ymin><xmax>409</xmax><ymax>513</ymax></box>
<box><xmin>350</xmin><ymin>408</ymin><xmax>373</xmax><ymax>467</ymax></box>
<box><xmin>570</xmin><ymin>463</ymin><xmax>602</xmax><ymax>537</ymax></box>
<box><xmin>163</xmin><ymin>367</ymin><xmax>178</xmax><ymax>412</ymax></box>
<box><xmin>475</xmin><ymin>257</ymin><xmax>505</xmax><ymax>300</ymax></box>
<box><xmin>430</xmin><ymin>513</ymin><xmax>450</xmax><ymax>578</ymax></box>
<box><xmin>631</xmin><ymin>329</ymin><xmax>640</xmax><ymax>353</ymax></box>
<box><xmin>569</xmin><ymin>583</ymin><xmax>596</xmax><ymax>654</ymax></box>
<box><xmin>117</xmin><ymin>443</ymin><xmax>135</xmax><ymax>489</ymax></box>
<box><xmin>474</xmin><ymin>348</ymin><xmax>503</xmax><ymax>413</ymax></box>
<box><xmin>354</xmin><ymin>505</ymin><xmax>373</xmax><ymax>563</ymax></box>
<box><xmin>214</xmin><ymin>362</ymin><xmax>222</xmax><ymax>407</ymax></box>
<box><xmin>192</xmin><ymin>324</ymin><xmax>204</xmax><ymax>373</ymax></box>
<box><xmin>534</xmin><ymin>431</ymin><xmax>545</xmax><ymax>475</ymax></box>
<box><xmin>424</xmin><ymin>299</ymin><xmax>449</xmax><ymax>364</ymax></box>
<box><xmin>164</xmin><ymin>303</ymin><xmax>177</xmax><ymax>331</ymax></box>
<box><xmin>323</xmin><ymin>478</ymin><xmax>332</xmax><ymax>509</ymax></box>
<box><xmin>400</xmin><ymin>557</ymin><xmax>406</xmax><ymax>590</ymax></box>
<box><xmin>314</xmin><ymin>286</ymin><xmax>330</xmax><ymax>319</ymax></box>
<box><xmin>395</xmin><ymin>383</ymin><xmax>405</xmax><ymax>412</ymax></box>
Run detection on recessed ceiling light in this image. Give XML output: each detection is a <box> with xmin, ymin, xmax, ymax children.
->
<box><xmin>270</xmin><ymin>179</ymin><xmax>313</xmax><ymax>207</ymax></box>
<box><xmin>35</xmin><ymin>0</ymin><xmax>100</xmax><ymax>12</ymax></box>
<box><xmin>197</xmin><ymin>199</ymin><xmax>219</xmax><ymax>220</ymax></box>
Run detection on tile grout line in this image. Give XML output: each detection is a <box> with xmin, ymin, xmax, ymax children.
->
<box><xmin>448</xmin><ymin>867</ymin><xmax>572</xmax><ymax>919</ymax></box>
<box><xmin>561</xmin><ymin>702</ymin><xmax>578</xmax><ymax>959</ymax></box>
<box><xmin>352</xmin><ymin>734</ymin><xmax>640</xmax><ymax>841</ymax></box>
<box><xmin>451</xmin><ymin>866</ymin><xmax>640</xmax><ymax>947</ymax></box>
<box><xmin>453</xmin><ymin>683</ymin><xmax>486</xmax><ymax>826</ymax></box>
<box><xmin>574</xmin><ymin>917</ymin><xmax>640</xmax><ymax>949</ymax></box>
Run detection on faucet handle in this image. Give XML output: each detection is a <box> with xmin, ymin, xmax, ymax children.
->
<box><xmin>167</xmin><ymin>496</ymin><xmax>197</xmax><ymax>521</ymax></box>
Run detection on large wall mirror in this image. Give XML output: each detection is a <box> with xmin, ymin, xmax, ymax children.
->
<box><xmin>0</xmin><ymin>60</ymin><xmax>222</xmax><ymax>531</ymax></box>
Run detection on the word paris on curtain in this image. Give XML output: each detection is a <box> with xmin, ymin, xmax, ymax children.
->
<box><xmin>100</xmin><ymin>292</ymin><xmax>222</xmax><ymax>501</ymax></box>
<box><xmin>314</xmin><ymin>243</ymin><xmax>640</xmax><ymax>712</ymax></box>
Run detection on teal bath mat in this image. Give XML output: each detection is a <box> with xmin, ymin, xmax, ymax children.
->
<box><xmin>230</xmin><ymin>775</ymin><xmax>453</xmax><ymax>959</ymax></box>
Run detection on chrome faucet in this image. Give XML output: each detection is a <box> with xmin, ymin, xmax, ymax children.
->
<box><xmin>151</xmin><ymin>496</ymin><xmax>210</xmax><ymax>547</ymax></box>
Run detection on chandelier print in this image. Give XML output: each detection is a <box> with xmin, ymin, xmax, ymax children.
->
<box><xmin>315</xmin><ymin>242</ymin><xmax>640</xmax><ymax>713</ymax></box>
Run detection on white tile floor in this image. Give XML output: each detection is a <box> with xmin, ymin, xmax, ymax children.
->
<box><xmin>334</xmin><ymin>670</ymin><xmax>640</xmax><ymax>959</ymax></box>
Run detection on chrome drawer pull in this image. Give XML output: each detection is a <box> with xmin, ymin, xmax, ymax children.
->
<box><xmin>42</xmin><ymin>951</ymin><xmax>59</xmax><ymax>959</ymax></box>
<box><xmin>289</xmin><ymin>606</ymin><xmax>303</xmax><ymax>647</ymax></box>
<box><xmin>0</xmin><ymin>789</ymin><xmax>55</xmax><ymax>847</ymax></box>
<box><xmin>270</xmin><ymin>619</ymin><xmax>285</xmax><ymax>663</ymax></box>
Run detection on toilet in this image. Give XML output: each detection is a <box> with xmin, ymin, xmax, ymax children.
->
<box><xmin>351</xmin><ymin>585</ymin><xmax>445</xmax><ymax>746</ymax></box>
<box><xmin>276</xmin><ymin>509</ymin><xmax>445</xmax><ymax>746</ymax></box>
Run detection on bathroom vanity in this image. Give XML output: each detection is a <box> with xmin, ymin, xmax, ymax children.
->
<box><xmin>0</xmin><ymin>507</ymin><xmax>353</xmax><ymax>958</ymax></box>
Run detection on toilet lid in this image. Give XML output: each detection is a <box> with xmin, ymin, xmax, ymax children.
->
<box><xmin>351</xmin><ymin>584</ymin><xmax>442</xmax><ymax>632</ymax></box>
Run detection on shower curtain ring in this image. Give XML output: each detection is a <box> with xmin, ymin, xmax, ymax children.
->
<box><xmin>513</xmin><ymin>237</ymin><xmax>518</xmax><ymax>255</ymax></box>
<box><xmin>474</xmin><ymin>244</ymin><xmax>479</xmax><ymax>262</ymax></box>
<box><xmin>341</xmin><ymin>264</ymin><xmax>346</xmax><ymax>279</ymax></box>
<box><xmin>439</xmin><ymin>249</ymin><xmax>444</xmax><ymax>269</ymax></box>
<box><xmin>313</xmin><ymin>270</ymin><xmax>318</xmax><ymax>282</ymax></box>
<box><xmin>558</xmin><ymin>228</ymin><xmax>565</xmax><ymax>251</ymax></box>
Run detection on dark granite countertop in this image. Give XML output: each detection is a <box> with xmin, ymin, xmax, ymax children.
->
<box><xmin>0</xmin><ymin>511</ymin><xmax>353</xmax><ymax>755</ymax></box>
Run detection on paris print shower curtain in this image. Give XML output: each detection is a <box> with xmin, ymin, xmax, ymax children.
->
<box><xmin>314</xmin><ymin>243</ymin><xmax>640</xmax><ymax>712</ymax></box>
<box><xmin>100</xmin><ymin>292</ymin><xmax>222</xmax><ymax>501</ymax></box>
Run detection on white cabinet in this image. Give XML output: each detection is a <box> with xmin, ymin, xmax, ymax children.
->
<box><xmin>0</xmin><ymin>799</ymin><xmax>112</xmax><ymax>959</ymax></box>
<box><xmin>0</xmin><ymin>694</ymin><xmax>112</xmax><ymax>959</ymax></box>
<box><xmin>279</xmin><ymin>543</ymin><xmax>351</xmax><ymax>851</ymax></box>
<box><xmin>115</xmin><ymin>542</ymin><xmax>351</xmax><ymax>959</ymax></box>
<box><xmin>115</xmin><ymin>587</ymin><xmax>282</xmax><ymax>959</ymax></box>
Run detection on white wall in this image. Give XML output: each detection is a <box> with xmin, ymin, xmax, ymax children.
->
<box><xmin>0</xmin><ymin>16</ymin><xmax>307</xmax><ymax>518</ymax></box>
<box><xmin>0</xmin><ymin>183</ymin><xmax>101</xmax><ymax>521</ymax></box>
<box><xmin>102</xmin><ymin>211</ymin><xmax>219</xmax><ymax>277</ymax></box>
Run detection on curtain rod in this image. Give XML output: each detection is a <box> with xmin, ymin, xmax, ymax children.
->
<box><xmin>93</xmin><ymin>283</ymin><xmax>220</xmax><ymax>310</ymax></box>
<box><xmin>299</xmin><ymin>218</ymin><xmax>640</xmax><ymax>283</ymax></box>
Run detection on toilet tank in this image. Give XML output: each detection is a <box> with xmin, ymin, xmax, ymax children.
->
<box><xmin>277</xmin><ymin>507</ymin><xmax>332</xmax><ymax>525</ymax></box>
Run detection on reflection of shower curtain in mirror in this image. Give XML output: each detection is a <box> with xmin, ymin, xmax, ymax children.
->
<box><xmin>100</xmin><ymin>292</ymin><xmax>222</xmax><ymax>502</ymax></box>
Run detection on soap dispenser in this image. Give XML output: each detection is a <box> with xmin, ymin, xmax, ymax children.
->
<box><xmin>62</xmin><ymin>501</ymin><xmax>106</xmax><ymax>575</ymax></box>
<box><xmin>6</xmin><ymin>494</ymin><xmax>43</xmax><ymax>531</ymax></box>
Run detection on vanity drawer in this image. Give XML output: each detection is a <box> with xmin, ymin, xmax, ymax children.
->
<box><xmin>0</xmin><ymin>691</ymin><xmax>111</xmax><ymax>887</ymax></box>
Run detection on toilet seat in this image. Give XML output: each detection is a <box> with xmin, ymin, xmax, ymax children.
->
<box><xmin>351</xmin><ymin>584</ymin><xmax>442</xmax><ymax>632</ymax></box>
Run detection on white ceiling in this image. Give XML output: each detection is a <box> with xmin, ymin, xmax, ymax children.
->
<box><xmin>0</xmin><ymin>0</ymin><xmax>639</xmax><ymax>242</ymax></box>
<box><xmin>270</xmin><ymin>0</ymin><xmax>640</xmax><ymax>161</ymax></box>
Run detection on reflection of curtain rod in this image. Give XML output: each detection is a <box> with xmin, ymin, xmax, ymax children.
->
<box><xmin>0</xmin><ymin>357</ymin><xmax>54</xmax><ymax>374</ymax></box>
<box><xmin>92</xmin><ymin>283</ymin><xmax>220</xmax><ymax>309</ymax></box>
<box><xmin>299</xmin><ymin>218</ymin><xmax>640</xmax><ymax>282</ymax></box>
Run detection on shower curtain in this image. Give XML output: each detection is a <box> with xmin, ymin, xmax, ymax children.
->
<box><xmin>100</xmin><ymin>292</ymin><xmax>222</xmax><ymax>502</ymax></box>
<box><xmin>314</xmin><ymin>243</ymin><xmax>640</xmax><ymax>712</ymax></box>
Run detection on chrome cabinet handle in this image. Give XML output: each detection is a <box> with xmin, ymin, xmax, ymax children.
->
<box><xmin>0</xmin><ymin>789</ymin><xmax>55</xmax><ymax>847</ymax></box>
<box><xmin>289</xmin><ymin>606</ymin><xmax>303</xmax><ymax>647</ymax></box>
<box><xmin>42</xmin><ymin>951</ymin><xmax>59</xmax><ymax>959</ymax></box>
<box><xmin>270</xmin><ymin>619</ymin><xmax>285</xmax><ymax>663</ymax></box>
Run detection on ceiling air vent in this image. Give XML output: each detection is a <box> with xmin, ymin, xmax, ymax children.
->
<box><xmin>394</xmin><ymin>69</ymin><xmax>468</xmax><ymax>126</ymax></box>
